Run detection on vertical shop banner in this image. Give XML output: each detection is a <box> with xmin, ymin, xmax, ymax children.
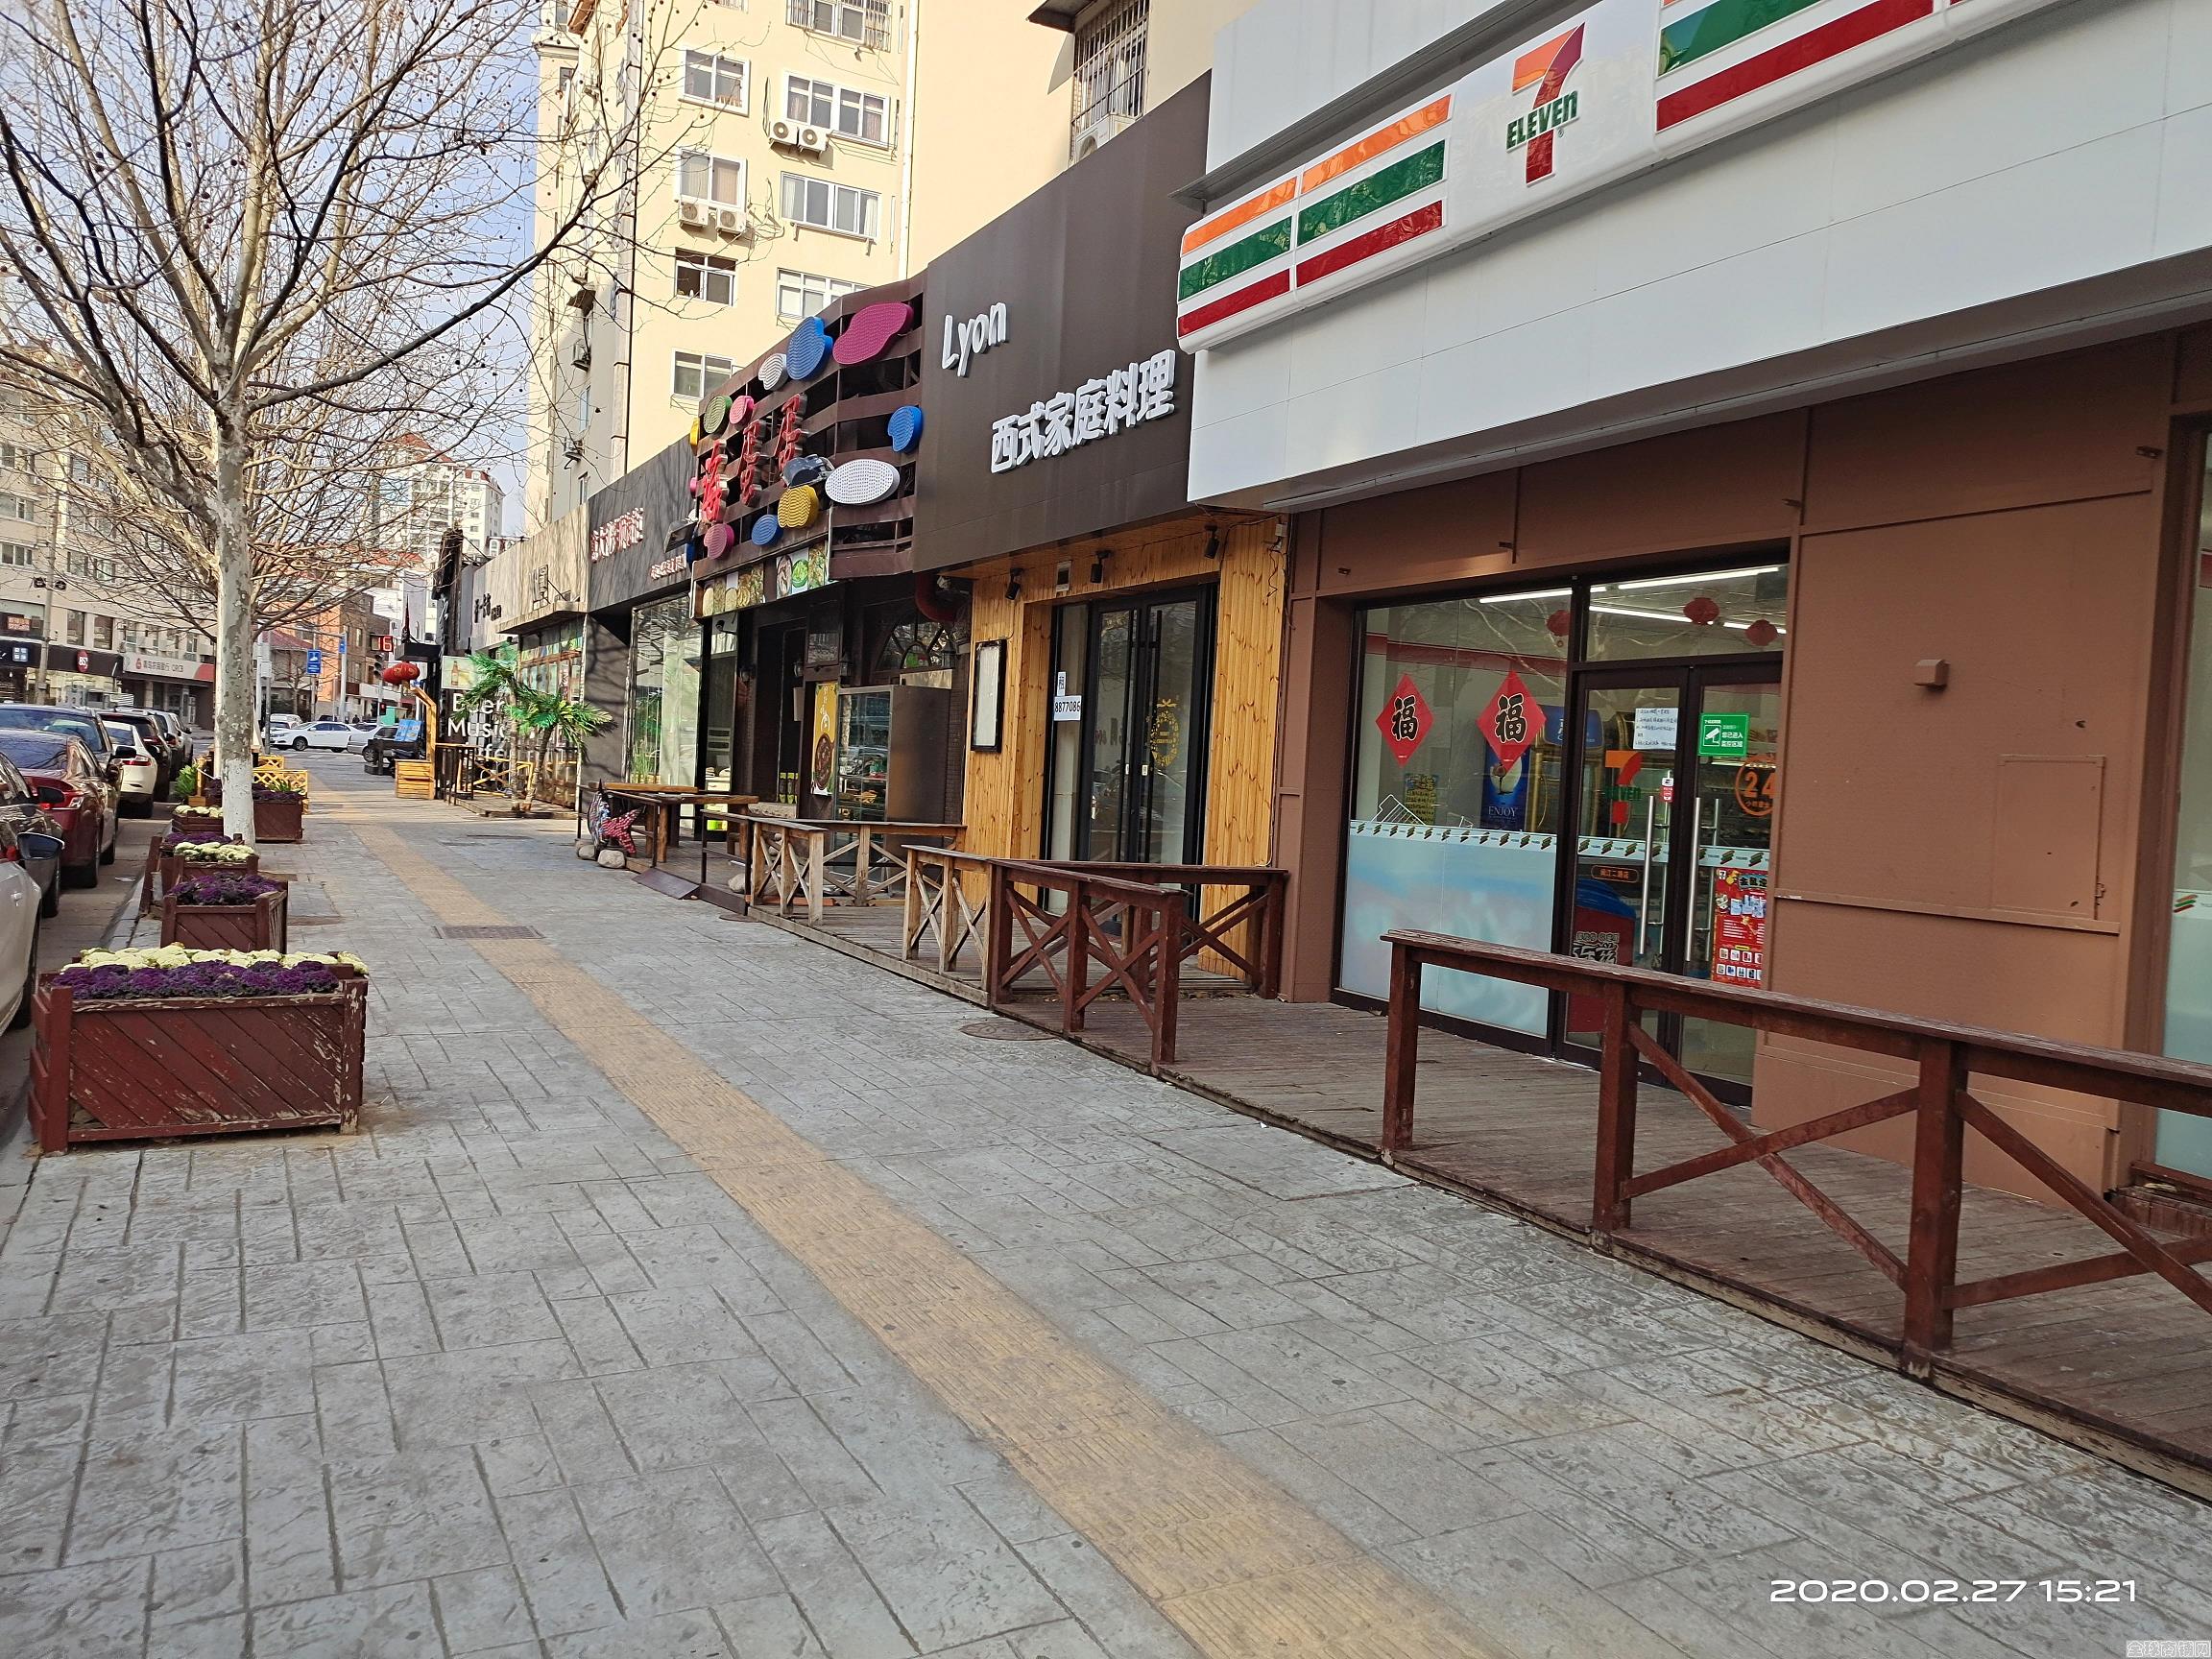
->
<box><xmin>1712</xmin><ymin>866</ymin><xmax>1767</xmax><ymax>986</ymax></box>
<box><xmin>810</xmin><ymin>683</ymin><xmax>838</xmax><ymax>797</ymax></box>
<box><xmin>1375</xmin><ymin>673</ymin><xmax>1433</xmax><ymax>767</ymax></box>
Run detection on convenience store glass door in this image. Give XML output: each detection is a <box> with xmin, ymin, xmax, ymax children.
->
<box><xmin>1563</xmin><ymin>666</ymin><xmax>1779</xmax><ymax>1092</ymax></box>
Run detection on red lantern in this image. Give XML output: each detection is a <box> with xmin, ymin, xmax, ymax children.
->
<box><xmin>1683</xmin><ymin>595</ymin><xmax>1720</xmax><ymax>626</ymax></box>
<box><xmin>380</xmin><ymin>661</ymin><xmax>420</xmax><ymax>685</ymax></box>
<box><xmin>1546</xmin><ymin>608</ymin><xmax>1572</xmax><ymax>638</ymax></box>
<box><xmin>1744</xmin><ymin>618</ymin><xmax>1778</xmax><ymax>647</ymax></box>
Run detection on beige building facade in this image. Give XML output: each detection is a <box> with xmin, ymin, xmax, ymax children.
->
<box><xmin>523</xmin><ymin>0</ymin><xmax>1264</xmax><ymax>533</ymax></box>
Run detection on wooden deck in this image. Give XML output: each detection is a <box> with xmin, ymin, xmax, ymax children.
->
<box><xmin>1056</xmin><ymin>996</ymin><xmax>2212</xmax><ymax>1495</ymax></box>
<box><xmin>719</xmin><ymin>888</ymin><xmax>2212</xmax><ymax>1496</ymax></box>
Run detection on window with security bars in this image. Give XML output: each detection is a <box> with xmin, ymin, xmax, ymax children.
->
<box><xmin>781</xmin><ymin>172</ymin><xmax>879</xmax><ymax>239</ymax></box>
<box><xmin>1070</xmin><ymin>0</ymin><xmax>1146</xmax><ymax>157</ymax></box>
<box><xmin>786</xmin><ymin>0</ymin><xmax>890</xmax><ymax>50</ymax></box>
<box><xmin>681</xmin><ymin>51</ymin><xmax>748</xmax><ymax>110</ymax></box>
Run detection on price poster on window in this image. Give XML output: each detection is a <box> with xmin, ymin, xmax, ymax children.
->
<box><xmin>1712</xmin><ymin>867</ymin><xmax>1767</xmax><ymax>987</ymax></box>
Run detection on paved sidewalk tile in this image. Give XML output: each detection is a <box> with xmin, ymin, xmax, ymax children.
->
<box><xmin>0</xmin><ymin>762</ymin><xmax>2204</xmax><ymax>1659</ymax></box>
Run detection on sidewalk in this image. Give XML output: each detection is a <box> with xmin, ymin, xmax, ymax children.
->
<box><xmin>0</xmin><ymin>759</ymin><xmax>2205</xmax><ymax>1659</ymax></box>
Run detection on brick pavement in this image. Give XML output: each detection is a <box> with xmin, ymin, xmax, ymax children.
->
<box><xmin>0</xmin><ymin>757</ymin><xmax>2206</xmax><ymax>1659</ymax></box>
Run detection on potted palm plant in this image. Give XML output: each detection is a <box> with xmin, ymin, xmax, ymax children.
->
<box><xmin>451</xmin><ymin>650</ymin><xmax>608</xmax><ymax>816</ymax></box>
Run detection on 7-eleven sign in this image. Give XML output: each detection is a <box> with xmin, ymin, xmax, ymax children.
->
<box><xmin>1505</xmin><ymin>24</ymin><xmax>1584</xmax><ymax>184</ymax></box>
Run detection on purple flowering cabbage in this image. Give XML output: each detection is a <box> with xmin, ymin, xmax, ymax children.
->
<box><xmin>160</xmin><ymin>830</ymin><xmax>232</xmax><ymax>853</ymax></box>
<box><xmin>55</xmin><ymin>960</ymin><xmax>342</xmax><ymax>1001</ymax></box>
<box><xmin>172</xmin><ymin>873</ymin><xmax>285</xmax><ymax>906</ymax></box>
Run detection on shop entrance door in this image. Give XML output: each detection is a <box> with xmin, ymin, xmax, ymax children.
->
<box><xmin>1560</xmin><ymin>664</ymin><xmax>1780</xmax><ymax>1092</ymax></box>
<box><xmin>1047</xmin><ymin>589</ymin><xmax>1214</xmax><ymax>863</ymax></box>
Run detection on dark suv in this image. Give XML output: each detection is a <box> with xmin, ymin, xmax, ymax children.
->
<box><xmin>362</xmin><ymin>714</ymin><xmax>426</xmax><ymax>776</ymax></box>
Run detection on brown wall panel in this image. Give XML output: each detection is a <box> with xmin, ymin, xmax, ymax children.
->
<box><xmin>2176</xmin><ymin>325</ymin><xmax>2212</xmax><ymax>407</ymax></box>
<box><xmin>1304</xmin><ymin>472</ymin><xmax>1518</xmax><ymax>598</ymax></box>
<box><xmin>1778</xmin><ymin>493</ymin><xmax>2158</xmax><ymax>947</ymax></box>
<box><xmin>1802</xmin><ymin>341</ymin><xmax>2170</xmax><ymax>533</ymax></box>
<box><xmin>1515</xmin><ymin>412</ymin><xmax>1804</xmax><ymax>565</ymax></box>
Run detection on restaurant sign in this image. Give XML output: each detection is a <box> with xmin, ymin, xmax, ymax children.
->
<box><xmin>1176</xmin><ymin>0</ymin><xmax>2074</xmax><ymax>350</ymax></box>
<box><xmin>989</xmin><ymin>349</ymin><xmax>1177</xmax><ymax>474</ymax></box>
<box><xmin>589</xmin><ymin>508</ymin><xmax>646</xmax><ymax>563</ymax></box>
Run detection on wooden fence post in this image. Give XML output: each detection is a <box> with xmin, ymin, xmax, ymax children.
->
<box><xmin>983</xmin><ymin>864</ymin><xmax>1010</xmax><ymax>1008</ymax></box>
<box><xmin>1592</xmin><ymin>981</ymin><xmax>1639</xmax><ymax>1237</ymax></box>
<box><xmin>1155</xmin><ymin>891</ymin><xmax>1184</xmax><ymax>1070</ymax></box>
<box><xmin>1904</xmin><ymin>1038</ymin><xmax>1965</xmax><ymax>1362</ymax></box>
<box><xmin>1064</xmin><ymin>884</ymin><xmax>1090</xmax><ymax>1034</ymax></box>
<box><xmin>1382</xmin><ymin>944</ymin><xmax>1421</xmax><ymax>1157</ymax></box>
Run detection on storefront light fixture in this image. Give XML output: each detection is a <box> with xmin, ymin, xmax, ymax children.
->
<box><xmin>1476</xmin><ymin>588</ymin><xmax>1569</xmax><ymax>604</ymax></box>
<box><xmin>1613</xmin><ymin>565</ymin><xmax>1782</xmax><ymax>591</ymax></box>
<box><xmin>1588</xmin><ymin>601</ymin><xmax>1784</xmax><ymax>637</ymax></box>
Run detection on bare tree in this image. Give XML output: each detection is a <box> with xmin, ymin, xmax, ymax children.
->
<box><xmin>0</xmin><ymin>0</ymin><xmax>660</xmax><ymax>836</ymax></box>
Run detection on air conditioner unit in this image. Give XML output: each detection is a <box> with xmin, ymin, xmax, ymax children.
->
<box><xmin>678</xmin><ymin>198</ymin><xmax>710</xmax><ymax>229</ymax></box>
<box><xmin>714</xmin><ymin>205</ymin><xmax>749</xmax><ymax>237</ymax></box>
<box><xmin>769</xmin><ymin>118</ymin><xmax>827</xmax><ymax>154</ymax></box>
<box><xmin>1070</xmin><ymin>111</ymin><xmax>1136</xmax><ymax>161</ymax></box>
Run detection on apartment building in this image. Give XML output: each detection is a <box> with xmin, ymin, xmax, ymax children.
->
<box><xmin>378</xmin><ymin>440</ymin><xmax>507</xmax><ymax>566</ymax></box>
<box><xmin>522</xmin><ymin>0</ymin><xmax>1068</xmax><ymax>531</ymax></box>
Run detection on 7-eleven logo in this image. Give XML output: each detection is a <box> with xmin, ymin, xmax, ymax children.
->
<box><xmin>1505</xmin><ymin>24</ymin><xmax>1585</xmax><ymax>185</ymax></box>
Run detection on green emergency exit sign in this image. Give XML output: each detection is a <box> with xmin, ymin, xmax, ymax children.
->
<box><xmin>1697</xmin><ymin>711</ymin><xmax>1750</xmax><ymax>759</ymax></box>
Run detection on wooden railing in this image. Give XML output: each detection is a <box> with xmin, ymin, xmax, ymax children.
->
<box><xmin>986</xmin><ymin>861</ymin><xmax>1189</xmax><ymax>1070</ymax></box>
<box><xmin>1052</xmin><ymin>862</ymin><xmax>1287</xmax><ymax>998</ymax></box>
<box><xmin>1381</xmin><ymin>930</ymin><xmax>2212</xmax><ymax>1362</ymax></box>
<box><xmin>902</xmin><ymin>847</ymin><xmax>994</xmax><ymax>974</ymax></box>
<box><xmin>744</xmin><ymin>815</ymin><xmax>964</xmax><ymax>921</ymax></box>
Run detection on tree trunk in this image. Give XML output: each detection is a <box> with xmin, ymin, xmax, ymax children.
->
<box><xmin>212</xmin><ymin>415</ymin><xmax>258</xmax><ymax>846</ymax></box>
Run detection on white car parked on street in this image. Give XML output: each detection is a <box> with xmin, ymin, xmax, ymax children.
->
<box><xmin>0</xmin><ymin>816</ymin><xmax>60</xmax><ymax>1031</ymax></box>
<box><xmin>102</xmin><ymin>721</ymin><xmax>161</xmax><ymax>816</ymax></box>
<box><xmin>283</xmin><ymin>718</ymin><xmax>353</xmax><ymax>752</ymax></box>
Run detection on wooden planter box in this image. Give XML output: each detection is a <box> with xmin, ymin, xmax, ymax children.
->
<box><xmin>158</xmin><ymin>883</ymin><xmax>289</xmax><ymax>951</ymax></box>
<box><xmin>141</xmin><ymin>843</ymin><xmax>260</xmax><ymax>906</ymax></box>
<box><xmin>32</xmin><ymin>973</ymin><xmax>366</xmax><ymax>1149</ymax></box>
<box><xmin>254</xmin><ymin>796</ymin><xmax>305</xmax><ymax>843</ymax></box>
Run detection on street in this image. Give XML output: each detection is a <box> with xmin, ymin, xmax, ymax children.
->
<box><xmin>0</xmin><ymin>756</ymin><xmax>2203</xmax><ymax>1659</ymax></box>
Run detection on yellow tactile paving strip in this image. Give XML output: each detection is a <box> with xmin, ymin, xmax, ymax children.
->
<box><xmin>344</xmin><ymin>809</ymin><xmax>1501</xmax><ymax>1658</ymax></box>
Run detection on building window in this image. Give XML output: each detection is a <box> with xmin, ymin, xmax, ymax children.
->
<box><xmin>0</xmin><ymin>542</ymin><xmax>33</xmax><ymax>568</ymax></box>
<box><xmin>780</xmin><ymin>172</ymin><xmax>879</xmax><ymax>239</ymax></box>
<box><xmin>783</xmin><ymin>75</ymin><xmax>887</xmax><ymax>145</ymax></box>
<box><xmin>63</xmin><ymin>610</ymin><xmax>84</xmax><ymax>645</ymax></box>
<box><xmin>786</xmin><ymin>0</ymin><xmax>890</xmax><ymax>50</ymax></box>
<box><xmin>682</xmin><ymin>50</ymin><xmax>748</xmax><ymax>110</ymax></box>
<box><xmin>675</xmin><ymin>250</ymin><xmax>738</xmax><ymax>305</ymax></box>
<box><xmin>1071</xmin><ymin>0</ymin><xmax>1147</xmax><ymax>157</ymax></box>
<box><xmin>0</xmin><ymin>443</ymin><xmax>33</xmax><ymax>472</ymax></box>
<box><xmin>92</xmin><ymin>614</ymin><xmax>112</xmax><ymax>649</ymax></box>
<box><xmin>672</xmin><ymin>351</ymin><xmax>737</xmax><ymax>401</ymax></box>
<box><xmin>675</xmin><ymin>151</ymin><xmax>746</xmax><ymax>206</ymax></box>
<box><xmin>0</xmin><ymin>493</ymin><xmax>34</xmax><ymax>522</ymax></box>
<box><xmin>775</xmin><ymin>269</ymin><xmax>864</xmax><ymax>322</ymax></box>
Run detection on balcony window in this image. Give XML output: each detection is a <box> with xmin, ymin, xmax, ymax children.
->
<box><xmin>784</xmin><ymin>75</ymin><xmax>887</xmax><ymax>145</ymax></box>
<box><xmin>682</xmin><ymin>50</ymin><xmax>748</xmax><ymax>110</ymax></box>
<box><xmin>780</xmin><ymin>172</ymin><xmax>879</xmax><ymax>239</ymax></box>
<box><xmin>787</xmin><ymin>0</ymin><xmax>890</xmax><ymax>50</ymax></box>
<box><xmin>675</xmin><ymin>151</ymin><xmax>746</xmax><ymax>206</ymax></box>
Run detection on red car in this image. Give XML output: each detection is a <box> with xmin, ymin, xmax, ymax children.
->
<box><xmin>0</xmin><ymin>732</ymin><xmax>115</xmax><ymax>889</ymax></box>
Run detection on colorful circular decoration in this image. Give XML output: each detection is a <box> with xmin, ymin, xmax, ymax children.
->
<box><xmin>750</xmin><ymin>515</ymin><xmax>781</xmax><ymax>548</ymax></box>
<box><xmin>887</xmin><ymin>404</ymin><xmax>924</xmax><ymax>453</ymax></box>
<box><xmin>688</xmin><ymin>417</ymin><xmax>703</xmax><ymax>447</ymax></box>
<box><xmin>759</xmin><ymin>353</ymin><xmax>788</xmax><ymax>391</ymax></box>
<box><xmin>832</xmin><ymin>301</ymin><xmax>911</xmax><ymax>367</ymax></box>
<box><xmin>777</xmin><ymin>485</ymin><xmax>821</xmax><ymax>529</ymax></box>
<box><xmin>781</xmin><ymin>453</ymin><xmax>829</xmax><ymax>487</ymax></box>
<box><xmin>784</xmin><ymin>316</ymin><xmax>832</xmax><ymax>379</ymax></box>
<box><xmin>824</xmin><ymin>458</ymin><xmax>901</xmax><ymax>507</ymax></box>
<box><xmin>704</xmin><ymin>521</ymin><xmax>733</xmax><ymax>559</ymax></box>
<box><xmin>703</xmin><ymin>393</ymin><xmax>732</xmax><ymax>435</ymax></box>
<box><xmin>728</xmin><ymin>393</ymin><xmax>756</xmax><ymax>427</ymax></box>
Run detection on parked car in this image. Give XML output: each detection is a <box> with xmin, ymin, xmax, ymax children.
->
<box><xmin>284</xmin><ymin>718</ymin><xmax>353</xmax><ymax>753</ymax></box>
<box><xmin>0</xmin><ymin>732</ymin><xmax>113</xmax><ymax>890</ymax></box>
<box><xmin>152</xmin><ymin>711</ymin><xmax>194</xmax><ymax>771</ymax></box>
<box><xmin>262</xmin><ymin>714</ymin><xmax>301</xmax><ymax>748</ymax></box>
<box><xmin>0</xmin><ymin>705</ymin><xmax>121</xmax><ymax>824</ymax></box>
<box><xmin>103</xmin><ymin>721</ymin><xmax>161</xmax><ymax>816</ymax></box>
<box><xmin>363</xmin><ymin>716</ymin><xmax>426</xmax><ymax>776</ymax></box>
<box><xmin>0</xmin><ymin>752</ymin><xmax>64</xmax><ymax>918</ymax></box>
<box><xmin>0</xmin><ymin>814</ymin><xmax>58</xmax><ymax>1029</ymax></box>
<box><xmin>346</xmin><ymin>720</ymin><xmax>382</xmax><ymax>753</ymax></box>
<box><xmin>105</xmin><ymin>709</ymin><xmax>176</xmax><ymax>798</ymax></box>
